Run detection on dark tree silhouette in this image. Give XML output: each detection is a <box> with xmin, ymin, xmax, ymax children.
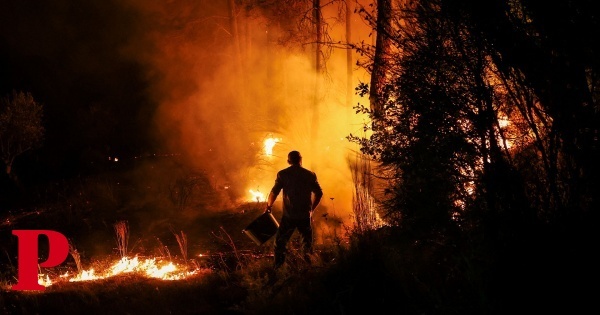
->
<box><xmin>348</xmin><ymin>1</ymin><xmax>596</xmax><ymax>311</ymax></box>
<box><xmin>350</xmin><ymin>0</ymin><xmax>598</xmax><ymax>253</ymax></box>
<box><xmin>0</xmin><ymin>90</ymin><xmax>45</xmax><ymax>182</ymax></box>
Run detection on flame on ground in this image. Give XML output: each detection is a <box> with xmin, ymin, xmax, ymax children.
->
<box><xmin>39</xmin><ymin>256</ymin><xmax>200</xmax><ymax>287</ymax></box>
<box><xmin>38</xmin><ymin>274</ymin><xmax>53</xmax><ymax>287</ymax></box>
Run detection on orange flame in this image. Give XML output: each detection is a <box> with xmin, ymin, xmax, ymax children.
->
<box><xmin>38</xmin><ymin>274</ymin><xmax>53</xmax><ymax>287</ymax></box>
<box><xmin>249</xmin><ymin>189</ymin><xmax>265</xmax><ymax>202</ymax></box>
<box><xmin>38</xmin><ymin>256</ymin><xmax>199</xmax><ymax>287</ymax></box>
<box><xmin>263</xmin><ymin>137</ymin><xmax>281</xmax><ymax>156</ymax></box>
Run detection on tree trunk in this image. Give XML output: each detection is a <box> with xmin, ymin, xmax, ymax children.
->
<box><xmin>228</xmin><ymin>0</ymin><xmax>247</xmax><ymax>106</ymax></box>
<box><xmin>369</xmin><ymin>0</ymin><xmax>392</xmax><ymax>120</ymax></box>
<box><xmin>311</xmin><ymin>0</ymin><xmax>322</xmax><ymax>169</ymax></box>
<box><xmin>346</xmin><ymin>0</ymin><xmax>353</xmax><ymax>111</ymax></box>
<box><xmin>245</xmin><ymin>10</ymin><xmax>251</xmax><ymax>62</ymax></box>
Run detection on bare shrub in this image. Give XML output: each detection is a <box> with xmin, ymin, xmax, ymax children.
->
<box><xmin>211</xmin><ymin>226</ymin><xmax>242</xmax><ymax>271</ymax></box>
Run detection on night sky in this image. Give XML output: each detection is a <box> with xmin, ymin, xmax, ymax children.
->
<box><xmin>0</xmin><ymin>1</ymin><xmax>243</xmax><ymax>186</ymax></box>
<box><xmin>1</xmin><ymin>1</ymin><xmax>157</xmax><ymax>181</ymax></box>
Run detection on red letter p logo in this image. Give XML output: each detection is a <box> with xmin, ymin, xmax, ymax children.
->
<box><xmin>11</xmin><ymin>230</ymin><xmax>69</xmax><ymax>291</ymax></box>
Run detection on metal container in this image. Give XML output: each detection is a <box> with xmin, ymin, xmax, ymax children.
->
<box><xmin>242</xmin><ymin>212</ymin><xmax>280</xmax><ymax>245</ymax></box>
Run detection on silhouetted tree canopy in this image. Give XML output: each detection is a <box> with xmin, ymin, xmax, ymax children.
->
<box><xmin>350</xmin><ymin>0</ymin><xmax>598</xmax><ymax>242</ymax></box>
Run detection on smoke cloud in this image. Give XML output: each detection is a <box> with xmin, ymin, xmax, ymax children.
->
<box><xmin>120</xmin><ymin>0</ymin><xmax>372</xmax><ymax>231</ymax></box>
<box><xmin>0</xmin><ymin>0</ymin><xmax>373</xmax><ymax>248</ymax></box>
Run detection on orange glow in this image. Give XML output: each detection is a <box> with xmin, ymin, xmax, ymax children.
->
<box><xmin>137</xmin><ymin>0</ymin><xmax>373</xmax><ymax>233</ymax></box>
<box><xmin>38</xmin><ymin>273</ymin><xmax>52</xmax><ymax>287</ymax></box>
<box><xmin>249</xmin><ymin>189</ymin><xmax>266</xmax><ymax>202</ymax></box>
<box><xmin>39</xmin><ymin>256</ymin><xmax>200</xmax><ymax>287</ymax></box>
<box><xmin>263</xmin><ymin>137</ymin><xmax>281</xmax><ymax>156</ymax></box>
<box><xmin>498</xmin><ymin>114</ymin><xmax>510</xmax><ymax>129</ymax></box>
<box><xmin>496</xmin><ymin>112</ymin><xmax>515</xmax><ymax>149</ymax></box>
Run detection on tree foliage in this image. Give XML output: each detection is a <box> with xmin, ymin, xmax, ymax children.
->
<box><xmin>0</xmin><ymin>90</ymin><xmax>45</xmax><ymax>178</ymax></box>
<box><xmin>350</xmin><ymin>0</ymin><xmax>598</xmax><ymax>241</ymax></box>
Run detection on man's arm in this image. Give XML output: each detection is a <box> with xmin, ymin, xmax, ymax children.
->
<box><xmin>311</xmin><ymin>174</ymin><xmax>323</xmax><ymax>211</ymax></box>
<box><xmin>265</xmin><ymin>191</ymin><xmax>277</xmax><ymax>213</ymax></box>
<box><xmin>311</xmin><ymin>193</ymin><xmax>322</xmax><ymax>211</ymax></box>
<box><xmin>265</xmin><ymin>173</ymin><xmax>283</xmax><ymax>213</ymax></box>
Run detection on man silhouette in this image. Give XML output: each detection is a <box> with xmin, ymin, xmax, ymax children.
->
<box><xmin>265</xmin><ymin>150</ymin><xmax>323</xmax><ymax>268</ymax></box>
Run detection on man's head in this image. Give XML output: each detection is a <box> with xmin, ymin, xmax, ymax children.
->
<box><xmin>287</xmin><ymin>150</ymin><xmax>302</xmax><ymax>165</ymax></box>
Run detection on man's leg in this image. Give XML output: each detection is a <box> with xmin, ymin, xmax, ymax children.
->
<box><xmin>297</xmin><ymin>217</ymin><xmax>314</xmax><ymax>262</ymax></box>
<box><xmin>274</xmin><ymin>218</ymin><xmax>294</xmax><ymax>268</ymax></box>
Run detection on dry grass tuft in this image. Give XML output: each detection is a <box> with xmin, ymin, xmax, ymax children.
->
<box><xmin>68</xmin><ymin>241</ymin><xmax>82</xmax><ymax>273</ymax></box>
<box><xmin>173</xmin><ymin>230</ymin><xmax>188</xmax><ymax>262</ymax></box>
<box><xmin>113</xmin><ymin>220</ymin><xmax>129</xmax><ymax>258</ymax></box>
<box><xmin>211</xmin><ymin>226</ymin><xmax>244</xmax><ymax>272</ymax></box>
<box><xmin>155</xmin><ymin>237</ymin><xmax>171</xmax><ymax>260</ymax></box>
<box><xmin>349</xmin><ymin>151</ymin><xmax>379</xmax><ymax>233</ymax></box>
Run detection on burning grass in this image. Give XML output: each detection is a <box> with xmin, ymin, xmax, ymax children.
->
<box><xmin>61</xmin><ymin>255</ymin><xmax>200</xmax><ymax>283</ymax></box>
<box><xmin>2</xmin><ymin>158</ymin><xmax>585</xmax><ymax>314</ymax></box>
<box><xmin>0</xmin><ymin>196</ymin><xmax>349</xmax><ymax>314</ymax></box>
<box><xmin>4</xmin><ymin>248</ymin><xmax>207</xmax><ymax>290</ymax></box>
<box><xmin>3</xmin><ymin>217</ymin><xmax>587</xmax><ymax>314</ymax></box>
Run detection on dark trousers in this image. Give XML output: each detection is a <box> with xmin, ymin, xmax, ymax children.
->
<box><xmin>273</xmin><ymin>216</ymin><xmax>313</xmax><ymax>267</ymax></box>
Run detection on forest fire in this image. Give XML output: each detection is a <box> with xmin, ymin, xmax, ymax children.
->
<box><xmin>35</xmin><ymin>256</ymin><xmax>199</xmax><ymax>288</ymax></box>
<box><xmin>244</xmin><ymin>135</ymin><xmax>282</xmax><ymax>202</ymax></box>
<box><xmin>263</xmin><ymin>137</ymin><xmax>281</xmax><ymax>156</ymax></box>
